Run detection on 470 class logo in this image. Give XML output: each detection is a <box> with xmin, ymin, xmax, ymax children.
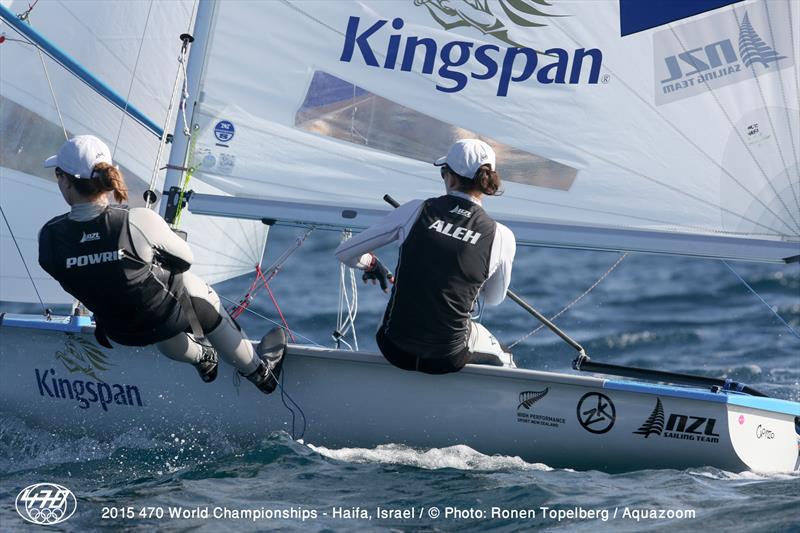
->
<box><xmin>16</xmin><ymin>483</ymin><xmax>77</xmax><ymax>525</ymax></box>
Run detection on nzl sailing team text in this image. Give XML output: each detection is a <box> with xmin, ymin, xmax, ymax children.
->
<box><xmin>100</xmin><ymin>505</ymin><xmax>696</xmax><ymax>523</ymax></box>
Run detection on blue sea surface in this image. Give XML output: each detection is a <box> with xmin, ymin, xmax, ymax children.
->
<box><xmin>1</xmin><ymin>226</ymin><xmax>798</xmax><ymax>532</ymax></box>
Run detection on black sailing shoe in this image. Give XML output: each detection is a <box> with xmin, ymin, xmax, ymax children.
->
<box><xmin>194</xmin><ymin>344</ymin><xmax>219</xmax><ymax>383</ymax></box>
<box><xmin>243</xmin><ymin>327</ymin><xmax>287</xmax><ymax>395</ymax></box>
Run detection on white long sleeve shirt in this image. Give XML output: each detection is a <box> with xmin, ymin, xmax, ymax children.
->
<box><xmin>335</xmin><ymin>192</ymin><xmax>515</xmax><ymax>305</ymax></box>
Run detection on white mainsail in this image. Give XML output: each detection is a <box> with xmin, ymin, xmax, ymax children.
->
<box><xmin>182</xmin><ymin>0</ymin><xmax>799</xmax><ymax>262</ymax></box>
<box><xmin>0</xmin><ymin>0</ymin><xmax>266</xmax><ymax>304</ymax></box>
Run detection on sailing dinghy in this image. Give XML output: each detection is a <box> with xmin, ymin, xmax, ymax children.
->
<box><xmin>1</xmin><ymin>0</ymin><xmax>799</xmax><ymax>473</ymax></box>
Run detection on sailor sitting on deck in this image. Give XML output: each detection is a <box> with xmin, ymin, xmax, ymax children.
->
<box><xmin>335</xmin><ymin>139</ymin><xmax>516</xmax><ymax>374</ymax></box>
<box><xmin>37</xmin><ymin>135</ymin><xmax>284</xmax><ymax>394</ymax></box>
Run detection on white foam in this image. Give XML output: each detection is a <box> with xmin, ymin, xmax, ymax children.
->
<box><xmin>307</xmin><ymin>443</ymin><xmax>554</xmax><ymax>471</ymax></box>
<box><xmin>688</xmin><ymin>469</ymin><xmax>799</xmax><ymax>482</ymax></box>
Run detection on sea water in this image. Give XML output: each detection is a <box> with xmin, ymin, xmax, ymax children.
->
<box><xmin>1</xmin><ymin>226</ymin><xmax>798</xmax><ymax>532</ymax></box>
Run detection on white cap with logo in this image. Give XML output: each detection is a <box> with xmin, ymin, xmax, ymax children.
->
<box><xmin>44</xmin><ymin>135</ymin><xmax>112</xmax><ymax>179</ymax></box>
<box><xmin>434</xmin><ymin>139</ymin><xmax>496</xmax><ymax>179</ymax></box>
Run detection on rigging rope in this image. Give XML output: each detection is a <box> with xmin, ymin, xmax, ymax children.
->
<box><xmin>111</xmin><ymin>0</ymin><xmax>153</xmax><ymax>160</ymax></box>
<box><xmin>1</xmin><ymin>206</ymin><xmax>46</xmax><ymax>315</ymax></box>
<box><xmin>509</xmin><ymin>252</ymin><xmax>628</xmax><ymax>349</ymax></box>
<box><xmin>334</xmin><ymin>230</ymin><xmax>360</xmax><ymax>350</ymax></box>
<box><xmin>13</xmin><ymin>3</ymin><xmax>69</xmax><ymax>140</ymax></box>
<box><xmin>722</xmin><ymin>260</ymin><xmax>800</xmax><ymax>341</ymax></box>
<box><xmin>227</xmin><ymin>227</ymin><xmax>314</xmax><ymax>340</ymax></box>
<box><xmin>219</xmin><ymin>294</ymin><xmax>323</xmax><ymax>348</ymax></box>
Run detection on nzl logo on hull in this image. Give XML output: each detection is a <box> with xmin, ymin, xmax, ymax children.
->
<box><xmin>634</xmin><ymin>398</ymin><xmax>720</xmax><ymax>444</ymax></box>
<box><xmin>339</xmin><ymin>1</ymin><xmax>603</xmax><ymax>97</ymax></box>
<box><xmin>653</xmin><ymin>6</ymin><xmax>793</xmax><ymax>105</ymax></box>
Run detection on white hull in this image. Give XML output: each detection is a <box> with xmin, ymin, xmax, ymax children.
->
<box><xmin>1</xmin><ymin>314</ymin><xmax>798</xmax><ymax>473</ymax></box>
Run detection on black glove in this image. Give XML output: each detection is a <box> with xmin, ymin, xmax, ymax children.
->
<box><xmin>362</xmin><ymin>254</ymin><xmax>394</xmax><ymax>292</ymax></box>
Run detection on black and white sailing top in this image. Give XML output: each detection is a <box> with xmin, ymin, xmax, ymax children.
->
<box><xmin>335</xmin><ymin>192</ymin><xmax>516</xmax><ymax>357</ymax></box>
<box><xmin>39</xmin><ymin>203</ymin><xmax>195</xmax><ymax>345</ymax></box>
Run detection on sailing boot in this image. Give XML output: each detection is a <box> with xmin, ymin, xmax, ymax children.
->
<box><xmin>242</xmin><ymin>327</ymin><xmax>287</xmax><ymax>395</ymax></box>
<box><xmin>194</xmin><ymin>343</ymin><xmax>219</xmax><ymax>383</ymax></box>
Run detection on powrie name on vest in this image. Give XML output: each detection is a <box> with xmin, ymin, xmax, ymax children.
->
<box><xmin>66</xmin><ymin>249</ymin><xmax>125</xmax><ymax>269</ymax></box>
<box><xmin>428</xmin><ymin>220</ymin><xmax>481</xmax><ymax>244</ymax></box>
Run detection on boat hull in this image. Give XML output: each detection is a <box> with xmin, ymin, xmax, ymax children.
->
<box><xmin>1</xmin><ymin>315</ymin><xmax>797</xmax><ymax>473</ymax></box>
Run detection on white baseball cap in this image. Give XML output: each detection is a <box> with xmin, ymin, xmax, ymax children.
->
<box><xmin>44</xmin><ymin>135</ymin><xmax>112</xmax><ymax>179</ymax></box>
<box><xmin>434</xmin><ymin>139</ymin><xmax>496</xmax><ymax>179</ymax></box>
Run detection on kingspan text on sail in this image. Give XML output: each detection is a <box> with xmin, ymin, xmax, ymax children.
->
<box><xmin>339</xmin><ymin>17</ymin><xmax>603</xmax><ymax>97</ymax></box>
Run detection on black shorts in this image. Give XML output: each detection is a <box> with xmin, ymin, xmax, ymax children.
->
<box><xmin>376</xmin><ymin>327</ymin><xmax>503</xmax><ymax>375</ymax></box>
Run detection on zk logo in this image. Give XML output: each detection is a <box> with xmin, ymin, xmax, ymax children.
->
<box><xmin>15</xmin><ymin>483</ymin><xmax>77</xmax><ymax>525</ymax></box>
<box><xmin>576</xmin><ymin>392</ymin><xmax>616</xmax><ymax>434</ymax></box>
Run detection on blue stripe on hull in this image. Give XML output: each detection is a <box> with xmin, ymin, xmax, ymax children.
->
<box><xmin>605</xmin><ymin>380</ymin><xmax>800</xmax><ymax>416</ymax></box>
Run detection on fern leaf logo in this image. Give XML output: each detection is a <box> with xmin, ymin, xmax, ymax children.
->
<box><xmin>414</xmin><ymin>0</ymin><xmax>563</xmax><ymax>47</ymax></box>
<box><xmin>634</xmin><ymin>398</ymin><xmax>664</xmax><ymax>438</ymax></box>
<box><xmin>54</xmin><ymin>335</ymin><xmax>112</xmax><ymax>381</ymax></box>
<box><xmin>518</xmin><ymin>388</ymin><xmax>549</xmax><ymax>410</ymax></box>
<box><xmin>738</xmin><ymin>12</ymin><xmax>786</xmax><ymax>69</ymax></box>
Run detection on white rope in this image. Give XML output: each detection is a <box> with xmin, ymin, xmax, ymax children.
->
<box><xmin>335</xmin><ymin>230</ymin><xmax>360</xmax><ymax>350</ymax></box>
<box><xmin>509</xmin><ymin>253</ymin><xmax>628</xmax><ymax>349</ymax></box>
<box><xmin>33</xmin><ymin>42</ymin><xmax>67</xmax><ymax>140</ymax></box>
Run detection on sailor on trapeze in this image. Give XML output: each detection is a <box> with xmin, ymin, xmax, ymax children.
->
<box><xmin>336</xmin><ymin>139</ymin><xmax>516</xmax><ymax>374</ymax></box>
<box><xmin>37</xmin><ymin>135</ymin><xmax>284</xmax><ymax>394</ymax></box>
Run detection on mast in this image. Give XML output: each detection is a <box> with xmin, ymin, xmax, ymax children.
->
<box><xmin>159</xmin><ymin>0</ymin><xmax>216</xmax><ymax>220</ymax></box>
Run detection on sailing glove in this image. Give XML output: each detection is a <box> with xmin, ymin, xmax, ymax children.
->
<box><xmin>363</xmin><ymin>254</ymin><xmax>394</xmax><ymax>292</ymax></box>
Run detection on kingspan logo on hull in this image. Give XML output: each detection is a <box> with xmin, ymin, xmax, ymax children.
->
<box><xmin>339</xmin><ymin>16</ymin><xmax>603</xmax><ymax>96</ymax></box>
<box><xmin>35</xmin><ymin>368</ymin><xmax>144</xmax><ymax>411</ymax></box>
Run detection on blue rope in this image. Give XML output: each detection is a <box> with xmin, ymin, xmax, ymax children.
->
<box><xmin>723</xmin><ymin>260</ymin><xmax>800</xmax><ymax>341</ymax></box>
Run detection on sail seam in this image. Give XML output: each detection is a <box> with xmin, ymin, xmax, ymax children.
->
<box><xmin>277</xmin><ymin>1</ymin><xmax>796</xmax><ymax>237</ymax></box>
<box><xmin>762</xmin><ymin>1</ymin><xmax>800</xmax><ymax>213</ymax></box>
<box><xmin>730</xmin><ymin>7</ymin><xmax>800</xmax><ymax>226</ymax></box>
<box><xmin>666</xmin><ymin>14</ymin><xmax>799</xmax><ymax>232</ymax></box>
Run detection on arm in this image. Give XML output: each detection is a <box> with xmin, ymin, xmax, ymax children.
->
<box><xmin>482</xmin><ymin>223</ymin><xmax>516</xmax><ymax>305</ymax></box>
<box><xmin>335</xmin><ymin>199</ymin><xmax>424</xmax><ymax>269</ymax></box>
<box><xmin>128</xmin><ymin>208</ymin><xmax>194</xmax><ymax>271</ymax></box>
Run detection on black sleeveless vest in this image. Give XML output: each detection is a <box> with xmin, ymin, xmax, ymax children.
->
<box><xmin>38</xmin><ymin>206</ymin><xmax>187</xmax><ymax>345</ymax></box>
<box><xmin>381</xmin><ymin>195</ymin><xmax>496</xmax><ymax>357</ymax></box>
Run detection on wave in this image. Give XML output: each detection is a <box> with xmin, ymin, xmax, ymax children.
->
<box><xmin>307</xmin><ymin>443</ymin><xmax>555</xmax><ymax>472</ymax></box>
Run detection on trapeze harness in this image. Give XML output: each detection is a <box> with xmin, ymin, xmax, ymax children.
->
<box><xmin>38</xmin><ymin>205</ymin><xmax>213</xmax><ymax>347</ymax></box>
<box><xmin>377</xmin><ymin>194</ymin><xmax>498</xmax><ymax>374</ymax></box>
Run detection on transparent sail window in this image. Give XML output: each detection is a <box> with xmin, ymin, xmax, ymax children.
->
<box><xmin>0</xmin><ymin>96</ymin><xmax>146</xmax><ymax>205</ymax></box>
<box><xmin>295</xmin><ymin>72</ymin><xmax>577</xmax><ymax>191</ymax></box>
